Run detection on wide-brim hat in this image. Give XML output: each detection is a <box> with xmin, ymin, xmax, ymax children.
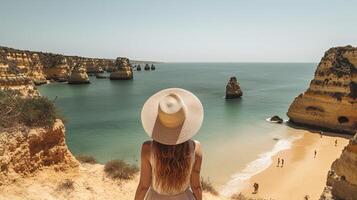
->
<box><xmin>141</xmin><ymin>88</ymin><xmax>204</xmax><ymax>145</ymax></box>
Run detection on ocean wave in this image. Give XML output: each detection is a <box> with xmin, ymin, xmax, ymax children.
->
<box><xmin>219</xmin><ymin>135</ymin><xmax>302</xmax><ymax>197</ymax></box>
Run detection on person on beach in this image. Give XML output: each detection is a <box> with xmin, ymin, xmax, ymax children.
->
<box><xmin>314</xmin><ymin>150</ymin><xmax>317</xmax><ymax>158</ymax></box>
<box><xmin>277</xmin><ymin>158</ymin><xmax>280</xmax><ymax>167</ymax></box>
<box><xmin>320</xmin><ymin>131</ymin><xmax>323</xmax><ymax>138</ymax></box>
<box><xmin>135</xmin><ymin>88</ymin><xmax>204</xmax><ymax>200</ymax></box>
<box><xmin>253</xmin><ymin>182</ymin><xmax>259</xmax><ymax>194</ymax></box>
<box><xmin>281</xmin><ymin>159</ymin><xmax>284</xmax><ymax>167</ymax></box>
<box><xmin>335</xmin><ymin>139</ymin><xmax>338</xmax><ymax>146</ymax></box>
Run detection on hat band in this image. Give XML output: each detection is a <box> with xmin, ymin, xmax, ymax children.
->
<box><xmin>158</xmin><ymin>107</ymin><xmax>186</xmax><ymax>129</ymax></box>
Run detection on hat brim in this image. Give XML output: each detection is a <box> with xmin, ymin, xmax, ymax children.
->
<box><xmin>141</xmin><ymin>88</ymin><xmax>204</xmax><ymax>145</ymax></box>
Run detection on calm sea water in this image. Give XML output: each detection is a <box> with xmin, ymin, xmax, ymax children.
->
<box><xmin>39</xmin><ymin>63</ymin><xmax>315</xmax><ymax>191</ymax></box>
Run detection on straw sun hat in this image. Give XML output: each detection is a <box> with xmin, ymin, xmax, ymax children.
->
<box><xmin>141</xmin><ymin>88</ymin><xmax>204</xmax><ymax>145</ymax></box>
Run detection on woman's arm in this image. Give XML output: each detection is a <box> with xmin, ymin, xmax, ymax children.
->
<box><xmin>190</xmin><ymin>140</ymin><xmax>203</xmax><ymax>200</ymax></box>
<box><xmin>134</xmin><ymin>141</ymin><xmax>152</xmax><ymax>200</ymax></box>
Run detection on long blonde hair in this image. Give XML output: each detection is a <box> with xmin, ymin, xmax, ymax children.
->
<box><xmin>152</xmin><ymin>140</ymin><xmax>193</xmax><ymax>192</ymax></box>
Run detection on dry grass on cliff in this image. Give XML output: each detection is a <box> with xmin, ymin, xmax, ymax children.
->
<box><xmin>104</xmin><ymin>159</ymin><xmax>139</xmax><ymax>180</ymax></box>
<box><xmin>0</xmin><ymin>90</ymin><xmax>64</xmax><ymax>128</ymax></box>
<box><xmin>201</xmin><ymin>177</ymin><xmax>219</xmax><ymax>196</ymax></box>
<box><xmin>57</xmin><ymin>179</ymin><xmax>75</xmax><ymax>191</ymax></box>
<box><xmin>75</xmin><ymin>154</ymin><xmax>98</xmax><ymax>164</ymax></box>
<box><xmin>231</xmin><ymin>193</ymin><xmax>269</xmax><ymax>200</ymax></box>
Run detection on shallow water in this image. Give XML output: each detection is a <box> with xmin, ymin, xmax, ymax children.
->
<box><xmin>39</xmin><ymin>63</ymin><xmax>315</xmax><ymax>190</ymax></box>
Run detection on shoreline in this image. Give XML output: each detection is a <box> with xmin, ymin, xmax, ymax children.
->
<box><xmin>219</xmin><ymin>129</ymin><xmax>302</xmax><ymax>196</ymax></box>
<box><xmin>238</xmin><ymin>129</ymin><xmax>349</xmax><ymax>200</ymax></box>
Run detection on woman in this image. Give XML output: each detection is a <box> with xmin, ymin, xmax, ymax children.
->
<box><xmin>135</xmin><ymin>88</ymin><xmax>204</xmax><ymax>200</ymax></box>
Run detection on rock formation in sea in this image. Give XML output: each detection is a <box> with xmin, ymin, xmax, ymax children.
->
<box><xmin>109</xmin><ymin>57</ymin><xmax>133</xmax><ymax>80</ymax></box>
<box><xmin>320</xmin><ymin>133</ymin><xmax>357</xmax><ymax>200</ymax></box>
<box><xmin>68</xmin><ymin>64</ymin><xmax>90</xmax><ymax>84</ymax></box>
<box><xmin>225</xmin><ymin>76</ymin><xmax>243</xmax><ymax>99</ymax></box>
<box><xmin>269</xmin><ymin>115</ymin><xmax>284</xmax><ymax>124</ymax></box>
<box><xmin>137</xmin><ymin>64</ymin><xmax>141</xmax><ymax>71</ymax></box>
<box><xmin>0</xmin><ymin>46</ymin><xmax>115</xmax><ymax>84</ymax></box>
<box><xmin>151</xmin><ymin>64</ymin><xmax>156</xmax><ymax>70</ymax></box>
<box><xmin>144</xmin><ymin>64</ymin><xmax>150</xmax><ymax>71</ymax></box>
<box><xmin>287</xmin><ymin>46</ymin><xmax>357</xmax><ymax>134</ymax></box>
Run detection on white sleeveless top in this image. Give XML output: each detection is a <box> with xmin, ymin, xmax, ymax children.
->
<box><xmin>149</xmin><ymin>140</ymin><xmax>196</xmax><ymax>196</ymax></box>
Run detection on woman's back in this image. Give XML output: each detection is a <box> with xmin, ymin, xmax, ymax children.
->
<box><xmin>150</xmin><ymin>140</ymin><xmax>196</xmax><ymax>195</ymax></box>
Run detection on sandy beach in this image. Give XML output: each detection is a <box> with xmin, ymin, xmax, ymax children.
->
<box><xmin>240</xmin><ymin>130</ymin><xmax>349</xmax><ymax>200</ymax></box>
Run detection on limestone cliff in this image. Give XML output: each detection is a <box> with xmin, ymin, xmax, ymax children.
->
<box><xmin>287</xmin><ymin>46</ymin><xmax>357</xmax><ymax>134</ymax></box>
<box><xmin>320</xmin><ymin>133</ymin><xmax>357</xmax><ymax>200</ymax></box>
<box><xmin>42</xmin><ymin>57</ymin><xmax>70</xmax><ymax>82</ymax></box>
<box><xmin>225</xmin><ymin>76</ymin><xmax>243</xmax><ymax>99</ymax></box>
<box><xmin>0</xmin><ymin>48</ymin><xmax>47</xmax><ymax>85</ymax></box>
<box><xmin>0</xmin><ymin>46</ymin><xmax>115</xmax><ymax>83</ymax></box>
<box><xmin>109</xmin><ymin>57</ymin><xmax>133</xmax><ymax>80</ymax></box>
<box><xmin>0</xmin><ymin>120</ymin><xmax>79</xmax><ymax>186</ymax></box>
<box><xmin>0</xmin><ymin>63</ymin><xmax>38</xmax><ymax>96</ymax></box>
<box><xmin>68</xmin><ymin>64</ymin><xmax>90</xmax><ymax>84</ymax></box>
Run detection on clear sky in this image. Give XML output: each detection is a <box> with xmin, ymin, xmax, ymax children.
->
<box><xmin>0</xmin><ymin>0</ymin><xmax>356</xmax><ymax>62</ymax></box>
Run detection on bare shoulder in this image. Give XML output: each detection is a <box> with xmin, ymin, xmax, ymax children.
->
<box><xmin>193</xmin><ymin>140</ymin><xmax>202</xmax><ymax>157</ymax></box>
<box><xmin>141</xmin><ymin>140</ymin><xmax>152</xmax><ymax>158</ymax></box>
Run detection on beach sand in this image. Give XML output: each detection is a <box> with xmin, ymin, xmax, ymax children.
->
<box><xmin>240</xmin><ymin>130</ymin><xmax>349</xmax><ymax>200</ymax></box>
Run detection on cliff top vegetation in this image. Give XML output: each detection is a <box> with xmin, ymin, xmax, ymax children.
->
<box><xmin>0</xmin><ymin>89</ymin><xmax>64</xmax><ymax>128</ymax></box>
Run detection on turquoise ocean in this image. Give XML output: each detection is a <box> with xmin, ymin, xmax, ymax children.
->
<box><xmin>39</xmin><ymin>63</ymin><xmax>315</xmax><ymax>194</ymax></box>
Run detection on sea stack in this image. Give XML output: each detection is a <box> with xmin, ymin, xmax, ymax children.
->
<box><xmin>320</xmin><ymin>133</ymin><xmax>357</xmax><ymax>200</ymax></box>
<box><xmin>144</xmin><ymin>64</ymin><xmax>150</xmax><ymax>71</ymax></box>
<box><xmin>137</xmin><ymin>64</ymin><xmax>141</xmax><ymax>71</ymax></box>
<box><xmin>151</xmin><ymin>64</ymin><xmax>156</xmax><ymax>70</ymax></box>
<box><xmin>109</xmin><ymin>57</ymin><xmax>133</xmax><ymax>80</ymax></box>
<box><xmin>287</xmin><ymin>46</ymin><xmax>357</xmax><ymax>134</ymax></box>
<box><xmin>68</xmin><ymin>64</ymin><xmax>90</xmax><ymax>84</ymax></box>
<box><xmin>225</xmin><ymin>76</ymin><xmax>243</xmax><ymax>99</ymax></box>
<box><xmin>269</xmin><ymin>115</ymin><xmax>284</xmax><ymax>124</ymax></box>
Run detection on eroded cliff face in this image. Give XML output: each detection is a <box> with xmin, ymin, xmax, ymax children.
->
<box><xmin>0</xmin><ymin>63</ymin><xmax>39</xmax><ymax>96</ymax></box>
<box><xmin>0</xmin><ymin>48</ymin><xmax>47</xmax><ymax>85</ymax></box>
<box><xmin>0</xmin><ymin>120</ymin><xmax>79</xmax><ymax>186</ymax></box>
<box><xmin>0</xmin><ymin>46</ymin><xmax>115</xmax><ymax>83</ymax></box>
<box><xmin>42</xmin><ymin>58</ymin><xmax>71</xmax><ymax>82</ymax></box>
<box><xmin>109</xmin><ymin>57</ymin><xmax>133</xmax><ymax>80</ymax></box>
<box><xmin>320</xmin><ymin>134</ymin><xmax>357</xmax><ymax>200</ymax></box>
<box><xmin>288</xmin><ymin>46</ymin><xmax>357</xmax><ymax>134</ymax></box>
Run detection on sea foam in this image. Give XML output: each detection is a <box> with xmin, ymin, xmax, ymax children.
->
<box><xmin>220</xmin><ymin>135</ymin><xmax>302</xmax><ymax>197</ymax></box>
